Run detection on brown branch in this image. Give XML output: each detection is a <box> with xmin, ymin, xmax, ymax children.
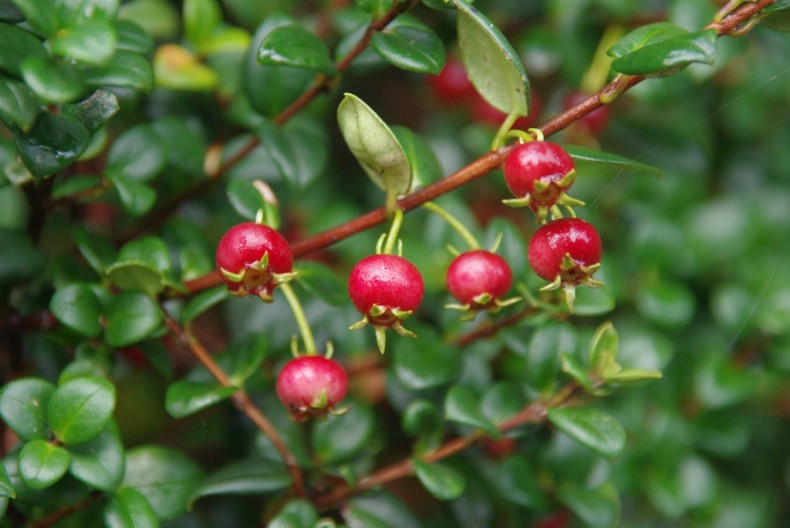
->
<box><xmin>163</xmin><ymin>316</ymin><xmax>305</xmax><ymax>497</ymax></box>
<box><xmin>28</xmin><ymin>493</ymin><xmax>102</xmax><ymax>528</ymax></box>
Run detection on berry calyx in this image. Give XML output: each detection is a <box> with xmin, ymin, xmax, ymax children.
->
<box><xmin>446</xmin><ymin>250</ymin><xmax>517</xmax><ymax>314</ymax></box>
<box><xmin>215</xmin><ymin>222</ymin><xmax>295</xmax><ymax>301</ymax></box>
<box><xmin>502</xmin><ymin>141</ymin><xmax>584</xmax><ymax>222</ymax></box>
<box><xmin>348</xmin><ymin>254</ymin><xmax>424</xmax><ymax>353</ymax></box>
<box><xmin>276</xmin><ymin>355</ymin><xmax>348</xmax><ymax>422</ymax></box>
<box><xmin>527</xmin><ymin>218</ymin><xmax>603</xmax><ymax>311</ymax></box>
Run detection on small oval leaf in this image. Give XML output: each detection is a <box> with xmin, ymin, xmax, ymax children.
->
<box><xmin>547</xmin><ymin>406</ymin><xmax>626</xmax><ymax>461</ymax></box>
<box><xmin>164</xmin><ymin>381</ymin><xmax>237</xmax><ymax>419</ymax></box>
<box><xmin>104</xmin><ymin>291</ymin><xmax>163</xmax><ymax>347</ymax></box>
<box><xmin>49</xmin><ymin>283</ymin><xmax>102</xmax><ymax>338</ymax></box>
<box><xmin>18</xmin><ymin>440</ymin><xmax>70</xmax><ymax>490</ymax></box>
<box><xmin>258</xmin><ymin>24</ymin><xmax>336</xmax><ymax>75</ymax></box>
<box><xmin>48</xmin><ymin>376</ymin><xmax>116</xmax><ymax>445</ymax></box>
<box><xmin>444</xmin><ymin>385</ymin><xmax>499</xmax><ymax>438</ymax></box>
<box><xmin>412</xmin><ymin>459</ymin><xmax>465</xmax><ymax>501</ymax></box>
<box><xmin>0</xmin><ymin>378</ymin><xmax>55</xmax><ymax>441</ymax></box>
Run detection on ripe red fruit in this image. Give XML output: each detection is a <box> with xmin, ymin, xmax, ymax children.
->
<box><xmin>564</xmin><ymin>89</ymin><xmax>611</xmax><ymax>138</ymax></box>
<box><xmin>215</xmin><ymin>222</ymin><xmax>294</xmax><ymax>300</ymax></box>
<box><xmin>446</xmin><ymin>250</ymin><xmax>513</xmax><ymax>309</ymax></box>
<box><xmin>502</xmin><ymin>141</ymin><xmax>582</xmax><ymax>222</ymax></box>
<box><xmin>276</xmin><ymin>355</ymin><xmax>348</xmax><ymax>421</ymax></box>
<box><xmin>527</xmin><ymin>217</ymin><xmax>602</xmax><ymax>288</ymax></box>
<box><xmin>429</xmin><ymin>58</ymin><xmax>476</xmax><ymax>103</ymax></box>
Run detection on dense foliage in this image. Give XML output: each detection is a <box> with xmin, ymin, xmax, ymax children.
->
<box><xmin>1</xmin><ymin>0</ymin><xmax>789</xmax><ymax>527</ymax></box>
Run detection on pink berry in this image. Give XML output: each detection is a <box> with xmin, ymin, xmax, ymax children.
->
<box><xmin>429</xmin><ymin>58</ymin><xmax>476</xmax><ymax>103</ymax></box>
<box><xmin>527</xmin><ymin>218</ymin><xmax>602</xmax><ymax>286</ymax></box>
<box><xmin>215</xmin><ymin>222</ymin><xmax>293</xmax><ymax>299</ymax></box>
<box><xmin>276</xmin><ymin>356</ymin><xmax>348</xmax><ymax>421</ymax></box>
<box><xmin>502</xmin><ymin>141</ymin><xmax>577</xmax><ymax>220</ymax></box>
<box><xmin>446</xmin><ymin>250</ymin><xmax>513</xmax><ymax>308</ymax></box>
<box><xmin>348</xmin><ymin>254</ymin><xmax>424</xmax><ymax>327</ymax></box>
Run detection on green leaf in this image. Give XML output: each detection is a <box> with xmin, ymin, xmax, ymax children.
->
<box><xmin>60</xmin><ymin>89</ymin><xmax>120</xmax><ymax>135</ymax></box>
<box><xmin>561</xmin><ymin>353</ymin><xmax>593</xmax><ymax>392</ymax></box>
<box><xmin>0</xmin><ymin>23</ymin><xmax>46</xmax><ymax>76</ymax></box>
<box><xmin>49</xmin><ymin>18</ymin><xmax>117</xmax><ymax>64</ymax></box>
<box><xmin>75</xmin><ymin>228</ymin><xmax>116</xmax><ymax>275</ymax></box>
<box><xmin>496</xmin><ymin>455</ymin><xmax>546</xmax><ymax>509</ymax></box>
<box><xmin>104</xmin><ymin>291</ymin><xmax>163</xmax><ymax>347</ymax></box>
<box><xmin>225</xmin><ymin>178</ymin><xmax>267</xmax><ymax>220</ymax></box>
<box><xmin>337</xmin><ymin>92</ymin><xmax>411</xmax><ymax>196</ymax></box>
<box><xmin>371</xmin><ymin>20</ymin><xmax>445</xmax><ymax>74</ymax></box>
<box><xmin>295</xmin><ymin>261</ymin><xmax>348</xmax><ymax>306</ymax></box>
<box><xmin>346</xmin><ymin>492</ymin><xmax>421</xmax><ymax>528</ymax></box>
<box><xmin>48</xmin><ymin>376</ymin><xmax>116</xmax><ymax>445</ymax></box>
<box><xmin>256</xmin><ymin>118</ymin><xmax>299</xmax><ymax>183</ymax></box>
<box><xmin>611</xmin><ymin>28</ymin><xmax>718</xmax><ymax>77</ymax></box>
<box><xmin>589</xmin><ymin>321</ymin><xmax>619</xmax><ymax>378</ymax></box>
<box><xmin>189</xmin><ymin>459</ymin><xmax>292</xmax><ymax>505</ymax></box>
<box><xmin>607</xmin><ymin>22</ymin><xmax>689</xmax><ymax>59</ymax></box>
<box><xmin>0</xmin><ymin>378</ymin><xmax>55</xmax><ymax>441</ymax></box>
<box><xmin>0</xmin><ymin>463</ymin><xmax>14</xmax><ymax>498</ymax></box>
<box><xmin>123</xmin><ymin>446</ymin><xmax>203</xmax><ymax>521</ymax></box>
<box><xmin>452</xmin><ymin>0</ymin><xmax>528</xmax><ymax>116</ymax></box>
<box><xmin>83</xmin><ymin>50</ymin><xmax>154</xmax><ymax>92</ymax></box>
<box><xmin>18</xmin><ymin>439</ymin><xmax>70</xmax><ymax>490</ymax></box>
<box><xmin>312</xmin><ymin>402</ymin><xmax>375</xmax><ymax>464</ymax></box>
<box><xmin>444</xmin><ymin>385</ymin><xmax>499</xmax><ymax>438</ymax></box>
<box><xmin>104</xmin><ymin>487</ymin><xmax>159</xmax><ymax>528</ymax></box>
<box><xmin>636</xmin><ymin>278</ymin><xmax>696</xmax><ymax>329</ymax></box>
<box><xmin>165</xmin><ymin>380</ymin><xmax>237</xmax><ymax>419</ymax></box>
<box><xmin>58</xmin><ymin>0</ymin><xmax>120</xmax><ymax>23</ymax></box>
<box><xmin>0</xmin><ymin>229</ymin><xmax>45</xmax><ymax>285</ymax></box>
<box><xmin>221</xmin><ymin>335</ymin><xmax>268</xmax><ymax>385</ymax></box>
<box><xmin>115</xmin><ymin>20</ymin><xmax>154</xmax><ymax>55</ymax></box>
<box><xmin>49</xmin><ymin>282</ymin><xmax>102</xmax><ymax>338</ymax></box>
<box><xmin>184</xmin><ymin>0</ymin><xmax>221</xmax><ymax>48</ymax></box>
<box><xmin>14</xmin><ymin>111</ymin><xmax>90</xmax><ymax>177</ymax></box>
<box><xmin>402</xmin><ymin>399</ymin><xmax>442</xmax><ymax>454</ymax></box>
<box><xmin>508</xmin><ymin>321</ymin><xmax>576</xmax><ymax>393</ymax></box>
<box><xmin>392</xmin><ymin>326</ymin><xmax>461</xmax><ymax>390</ymax></box>
<box><xmin>69</xmin><ymin>423</ymin><xmax>125</xmax><ymax>491</ymax></box>
<box><xmin>153</xmin><ymin>43</ymin><xmax>218</xmax><ymax>91</ymax></box>
<box><xmin>480</xmin><ymin>382</ymin><xmax>525</xmax><ymax>425</ymax></box>
<box><xmin>412</xmin><ymin>459</ymin><xmax>465</xmax><ymax>501</ymax></box>
<box><xmin>258</xmin><ymin>24</ymin><xmax>336</xmax><ymax>75</ymax></box>
<box><xmin>181</xmin><ymin>286</ymin><xmax>229</xmax><ymax>325</ymax></box>
<box><xmin>108</xmin><ymin>171</ymin><xmax>157</xmax><ymax>216</ymax></box>
<box><xmin>106</xmin><ymin>236</ymin><xmax>178</xmax><ymax>295</ymax></box>
<box><xmin>547</xmin><ymin>406</ymin><xmax>626</xmax><ymax>461</ymax></box>
<box><xmin>267</xmin><ymin>499</ymin><xmax>318</xmax><ymax>528</ymax></box>
<box><xmin>21</xmin><ymin>54</ymin><xmax>84</xmax><ymax>104</ymax></box>
<box><xmin>573</xmin><ymin>284</ymin><xmax>616</xmax><ymax>316</ymax></box>
<box><xmin>565</xmin><ymin>145</ymin><xmax>661</xmax><ymax>177</ymax></box>
<box><xmin>557</xmin><ymin>484</ymin><xmax>621</xmax><ymax>528</ymax></box>
<box><xmin>391</xmin><ymin>125</ymin><xmax>443</xmax><ymax>188</ymax></box>
<box><xmin>107</xmin><ymin>124</ymin><xmax>168</xmax><ymax>182</ymax></box>
<box><xmin>0</xmin><ymin>77</ymin><xmax>38</xmax><ymax>132</ymax></box>
<box><xmin>10</xmin><ymin>0</ymin><xmax>60</xmax><ymax>36</ymax></box>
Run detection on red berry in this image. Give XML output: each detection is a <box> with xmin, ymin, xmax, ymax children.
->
<box><xmin>276</xmin><ymin>355</ymin><xmax>348</xmax><ymax>421</ymax></box>
<box><xmin>502</xmin><ymin>141</ymin><xmax>577</xmax><ymax>221</ymax></box>
<box><xmin>527</xmin><ymin>218</ymin><xmax>602</xmax><ymax>286</ymax></box>
<box><xmin>348</xmin><ymin>254</ymin><xmax>424</xmax><ymax>327</ymax></box>
<box><xmin>564</xmin><ymin>90</ymin><xmax>610</xmax><ymax>137</ymax></box>
<box><xmin>215</xmin><ymin>222</ymin><xmax>293</xmax><ymax>300</ymax></box>
<box><xmin>429</xmin><ymin>58</ymin><xmax>476</xmax><ymax>103</ymax></box>
<box><xmin>446</xmin><ymin>250</ymin><xmax>513</xmax><ymax>308</ymax></box>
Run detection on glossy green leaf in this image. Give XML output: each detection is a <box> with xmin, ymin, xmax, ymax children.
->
<box><xmin>119</xmin><ymin>236</ymin><xmax>174</xmax><ymax>275</ymax></box>
<box><xmin>225</xmin><ymin>178</ymin><xmax>267</xmax><ymax>220</ymax></box>
<box><xmin>104</xmin><ymin>291</ymin><xmax>163</xmax><ymax>347</ymax></box>
<box><xmin>267</xmin><ymin>499</ymin><xmax>318</xmax><ymax>528</ymax></box>
<box><xmin>480</xmin><ymin>382</ymin><xmax>525</xmax><ymax>425</ymax></box>
<box><xmin>412</xmin><ymin>459</ymin><xmax>465</xmax><ymax>501</ymax></box>
<box><xmin>243</xmin><ymin>14</ymin><xmax>315</xmax><ymax>117</ymax></box>
<box><xmin>256</xmin><ymin>118</ymin><xmax>299</xmax><ymax>183</ymax></box>
<box><xmin>518</xmin><ymin>321</ymin><xmax>576</xmax><ymax>392</ymax></box>
<box><xmin>565</xmin><ymin>145</ymin><xmax>661</xmax><ymax>177</ymax></box>
<box><xmin>49</xmin><ymin>18</ymin><xmax>117</xmax><ymax>64</ymax></box>
<box><xmin>49</xmin><ymin>282</ymin><xmax>102</xmax><ymax>337</ymax></box>
<box><xmin>21</xmin><ymin>54</ymin><xmax>84</xmax><ymax>104</ymax></box>
<box><xmin>0</xmin><ymin>23</ymin><xmax>45</xmax><ymax>76</ymax></box>
<box><xmin>561</xmin><ymin>353</ymin><xmax>593</xmax><ymax>392</ymax></box>
<box><xmin>11</xmin><ymin>0</ymin><xmax>60</xmax><ymax>36</ymax></box>
<box><xmin>607</xmin><ymin>22</ymin><xmax>689</xmax><ymax>59</ymax></box>
<box><xmin>371</xmin><ymin>21</ymin><xmax>445</xmax><ymax>74</ymax></box>
<box><xmin>444</xmin><ymin>385</ymin><xmax>499</xmax><ymax>438</ymax></box>
<box><xmin>346</xmin><ymin>492</ymin><xmax>421</xmax><ymax>528</ymax></box>
<box><xmin>312</xmin><ymin>401</ymin><xmax>375</xmax><ymax>464</ymax></box>
<box><xmin>189</xmin><ymin>459</ymin><xmax>292</xmax><ymax>505</ymax></box>
<box><xmin>573</xmin><ymin>284</ymin><xmax>616</xmax><ymax>316</ymax></box>
<box><xmin>557</xmin><ymin>484</ymin><xmax>621</xmax><ymax>528</ymax></box>
<box><xmin>199</xmin><ymin>25</ymin><xmax>251</xmax><ymax>55</ymax></box>
<box><xmin>258</xmin><ymin>24</ymin><xmax>336</xmax><ymax>75</ymax></box>
<box><xmin>105</xmin><ymin>259</ymin><xmax>163</xmax><ymax>295</ymax></box>
<box><xmin>149</xmin><ymin>115</ymin><xmax>206</xmax><ymax>177</ymax></box>
<box><xmin>220</xmin><ymin>334</ymin><xmax>268</xmax><ymax>386</ymax></box>
<box><xmin>0</xmin><ymin>77</ymin><xmax>38</xmax><ymax>132</ymax></box>
<box><xmin>355</xmin><ymin>0</ymin><xmax>393</xmax><ymax>17</ymax></box>
<box><xmin>453</xmin><ymin>0</ymin><xmax>528</xmax><ymax>116</ymax></box>
<box><xmin>0</xmin><ymin>463</ymin><xmax>13</xmax><ymax>498</ymax></box>
<box><xmin>497</xmin><ymin>455</ymin><xmax>546</xmax><ymax>509</ymax></box>
<box><xmin>334</xmin><ymin>23</ymin><xmax>387</xmax><ymax>73</ymax></box>
<box><xmin>402</xmin><ymin>399</ymin><xmax>442</xmax><ymax>454</ymax></box>
<box><xmin>547</xmin><ymin>406</ymin><xmax>626</xmax><ymax>461</ymax></box>
<box><xmin>115</xmin><ymin>19</ymin><xmax>154</xmax><ymax>54</ymax></box>
<box><xmin>69</xmin><ymin>423</ymin><xmax>125</xmax><ymax>491</ymax></box>
<box><xmin>0</xmin><ymin>229</ymin><xmax>45</xmax><ymax>284</ymax></box>
<box><xmin>295</xmin><ymin>261</ymin><xmax>348</xmax><ymax>306</ymax></box>
<box><xmin>123</xmin><ymin>446</ymin><xmax>203</xmax><ymax>521</ymax></box>
<box><xmin>75</xmin><ymin>228</ymin><xmax>117</xmax><ymax>275</ymax></box>
<box><xmin>18</xmin><ymin>439</ymin><xmax>70</xmax><ymax>490</ymax></box>
<box><xmin>107</xmin><ymin>124</ymin><xmax>168</xmax><ymax>182</ymax></box>
<box><xmin>60</xmin><ymin>89</ymin><xmax>120</xmax><ymax>135</ymax></box>
<box><xmin>182</xmin><ymin>286</ymin><xmax>229</xmax><ymax>325</ymax></box>
<box><xmin>164</xmin><ymin>380</ymin><xmax>237</xmax><ymax>419</ymax></box>
<box><xmin>184</xmin><ymin>0</ymin><xmax>221</xmax><ymax>48</ymax></box>
<box><xmin>59</xmin><ymin>0</ymin><xmax>120</xmax><ymax>23</ymax></box>
<box><xmin>106</xmin><ymin>237</ymin><xmax>175</xmax><ymax>295</ymax></box>
<box><xmin>14</xmin><ymin>111</ymin><xmax>90</xmax><ymax>177</ymax></box>
<box><xmin>104</xmin><ymin>487</ymin><xmax>159</xmax><ymax>528</ymax></box>
<box><xmin>0</xmin><ymin>378</ymin><xmax>55</xmax><ymax>441</ymax></box>
<box><xmin>83</xmin><ymin>50</ymin><xmax>154</xmax><ymax>92</ymax></box>
<box><xmin>392</xmin><ymin>326</ymin><xmax>461</xmax><ymax>390</ymax></box>
<box><xmin>611</xmin><ymin>29</ymin><xmax>718</xmax><ymax>76</ymax></box>
<box><xmin>391</xmin><ymin>125</ymin><xmax>443</xmax><ymax>188</ymax></box>
<box><xmin>48</xmin><ymin>376</ymin><xmax>115</xmax><ymax>445</ymax></box>
<box><xmin>153</xmin><ymin>43</ymin><xmax>218</xmax><ymax>90</ymax></box>
<box><xmin>337</xmin><ymin>92</ymin><xmax>411</xmax><ymax>196</ymax></box>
